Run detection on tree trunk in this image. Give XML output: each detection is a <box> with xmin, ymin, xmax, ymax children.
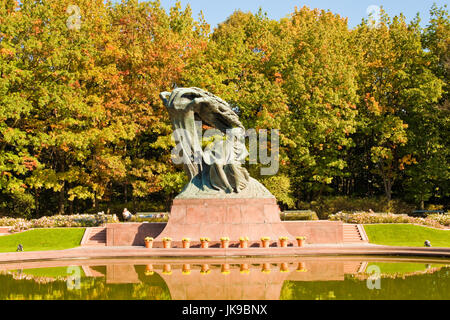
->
<box><xmin>58</xmin><ymin>182</ymin><xmax>65</xmax><ymax>215</ymax></box>
<box><xmin>380</xmin><ymin>162</ymin><xmax>392</xmax><ymax>202</ymax></box>
<box><xmin>35</xmin><ymin>190</ymin><xmax>39</xmax><ymax>218</ymax></box>
<box><xmin>57</xmin><ymin>153</ymin><xmax>66</xmax><ymax>215</ymax></box>
<box><xmin>382</xmin><ymin>176</ymin><xmax>392</xmax><ymax>202</ymax></box>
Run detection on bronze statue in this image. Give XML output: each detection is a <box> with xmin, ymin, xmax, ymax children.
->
<box><xmin>160</xmin><ymin>87</ymin><xmax>273</xmax><ymax>199</ymax></box>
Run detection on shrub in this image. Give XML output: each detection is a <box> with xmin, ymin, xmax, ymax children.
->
<box><xmin>0</xmin><ymin>192</ymin><xmax>35</xmax><ymax>219</ymax></box>
<box><xmin>0</xmin><ymin>214</ymin><xmax>119</xmax><ymax>233</ymax></box>
<box><xmin>261</xmin><ymin>175</ymin><xmax>296</xmax><ymax>209</ymax></box>
<box><xmin>329</xmin><ymin>212</ymin><xmax>447</xmax><ymax>229</ymax></box>
<box><xmin>427</xmin><ymin>214</ymin><xmax>450</xmax><ymax>226</ymax></box>
<box><xmin>281</xmin><ymin>210</ymin><xmax>319</xmax><ymax>221</ymax></box>
<box><xmin>130</xmin><ymin>213</ymin><xmax>169</xmax><ymax>223</ymax></box>
<box><xmin>298</xmin><ymin>197</ymin><xmax>416</xmax><ymax>220</ymax></box>
<box><xmin>427</xmin><ymin>204</ymin><xmax>444</xmax><ymax>211</ymax></box>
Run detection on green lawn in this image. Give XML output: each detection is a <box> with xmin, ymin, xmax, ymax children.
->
<box><xmin>365</xmin><ymin>262</ymin><xmax>446</xmax><ymax>274</ymax></box>
<box><xmin>0</xmin><ymin>228</ymin><xmax>86</xmax><ymax>252</ymax></box>
<box><xmin>13</xmin><ymin>267</ymin><xmax>87</xmax><ymax>278</ymax></box>
<box><xmin>364</xmin><ymin>224</ymin><xmax>450</xmax><ymax>247</ymax></box>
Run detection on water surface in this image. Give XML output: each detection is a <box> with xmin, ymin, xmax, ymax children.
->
<box><xmin>0</xmin><ymin>257</ymin><xmax>448</xmax><ymax>300</ymax></box>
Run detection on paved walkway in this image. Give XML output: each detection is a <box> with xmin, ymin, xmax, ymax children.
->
<box><xmin>1</xmin><ymin>244</ymin><xmax>450</xmax><ymax>263</ymax></box>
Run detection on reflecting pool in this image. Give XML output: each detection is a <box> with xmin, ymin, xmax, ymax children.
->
<box><xmin>0</xmin><ymin>257</ymin><xmax>449</xmax><ymax>300</ymax></box>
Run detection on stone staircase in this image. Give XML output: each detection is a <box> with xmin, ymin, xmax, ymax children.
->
<box><xmin>343</xmin><ymin>224</ymin><xmax>369</xmax><ymax>243</ymax></box>
<box><xmin>0</xmin><ymin>227</ymin><xmax>10</xmax><ymax>236</ymax></box>
<box><xmin>343</xmin><ymin>261</ymin><xmax>369</xmax><ymax>274</ymax></box>
<box><xmin>82</xmin><ymin>265</ymin><xmax>106</xmax><ymax>278</ymax></box>
<box><xmin>81</xmin><ymin>227</ymin><xmax>107</xmax><ymax>247</ymax></box>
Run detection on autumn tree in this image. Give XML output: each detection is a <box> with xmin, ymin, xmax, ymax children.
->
<box><xmin>351</xmin><ymin>9</ymin><xmax>444</xmax><ymax>202</ymax></box>
<box><xmin>405</xmin><ymin>4</ymin><xmax>450</xmax><ymax>208</ymax></box>
<box><xmin>0</xmin><ymin>1</ymin><xmax>447</xmax><ymax>216</ymax></box>
<box><xmin>107</xmin><ymin>0</ymin><xmax>208</xmax><ymax>210</ymax></box>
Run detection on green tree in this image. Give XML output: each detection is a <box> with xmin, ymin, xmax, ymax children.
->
<box><xmin>405</xmin><ymin>4</ymin><xmax>450</xmax><ymax>208</ymax></box>
<box><xmin>184</xmin><ymin>7</ymin><xmax>359</xmax><ymax>204</ymax></box>
<box><xmin>352</xmin><ymin>9</ymin><xmax>443</xmax><ymax>202</ymax></box>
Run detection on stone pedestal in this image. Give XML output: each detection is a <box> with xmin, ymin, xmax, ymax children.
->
<box><xmin>154</xmin><ymin>198</ymin><xmax>294</xmax><ymax>247</ymax></box>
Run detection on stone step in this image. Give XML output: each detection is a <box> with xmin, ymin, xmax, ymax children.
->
<box><xmin>343</xmin><ymin>262</ymin><xmax>365</xmax><ymax>274</ymax></box>
<box><xmin>81</xmin><ymin>227</ymin><xmax>107</xmax><ymax>246</ymax></box>
<box><xmin>82</xmin><ymin>242</ymin><xmax>107</xmax><ymax>247</ymax></box>
<box><xmin>343</xmin><ymin>224</ymin><xmax>366</xmax><ymax>243</ymax></box>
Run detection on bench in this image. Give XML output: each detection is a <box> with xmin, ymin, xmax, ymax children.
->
<box><xmin>410</xmin><ymin>210</ymin><xmax>445</xmax><ymax>218</ymax></box>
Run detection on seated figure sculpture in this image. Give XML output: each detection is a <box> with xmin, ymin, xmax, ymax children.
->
<box><xmin>160</xmin><ymin>87</ymin><xmax>273</xmax><ymax>199</ymax></box>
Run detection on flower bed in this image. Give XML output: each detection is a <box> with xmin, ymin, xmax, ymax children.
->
<box><xmin>0</xmin><ymin>214</ymin><xmax>119</xmax><ymax>233</ymax></box>
<box><xmin>329</xmin><ymin>212</ymin><xmax>449</xmax><ymax>229</ymax></box>
<box><xmin>427</xmin><ymin>214</ymin><xmax>450</xmax><ymax>227</ymax></box>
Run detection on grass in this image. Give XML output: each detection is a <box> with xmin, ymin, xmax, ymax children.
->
<box><xmin>365</xmin><ymin>262</ymin><xmax>447</xmax><ymax>274</ymax></box>
<box><xmin>12</xmin><ymin>267</ymin><xmax>86</xmax><ymax>278</ymax></box>
<box><xmin>0</xmin><ymin>228</ymin><xmax>86</xmax><ymax>252</ymax></box>
<box><xmin>364</xmin><ymin>224</ymin><xmax>450</xmax><ymax>247</ymax></box>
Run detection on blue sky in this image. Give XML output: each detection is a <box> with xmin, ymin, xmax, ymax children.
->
<box><xmin>159</xmin><ymin>0</ymin><xmax>448</xmax><ymax>29</ymax></box>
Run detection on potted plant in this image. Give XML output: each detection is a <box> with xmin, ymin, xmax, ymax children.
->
<box><xmin>182</xmin><ymin>238</ymin><xmax>191</xmax><ymax>249</ymax></box>
<box><xmin>144</xmin><ymin>237</ymin><xmax>154</xmax><ymax>248</ymax></box>
<box><xmin>162</xmin><ymin>237</ymin><xmax>172</xmax><ymax>249</ymax></box>
<box><xmin>145</xmin><ymin>264</ymin><xmax>154</xmax><ymax>276</ymax></box>
<box><xmin>220</xmin><ymin>237</ymin><xmax>230</xmax><ymax>249</ymax></box>
<box><xmin>296</xmin><ymin>262</ymin><xmax>307</xmax><ymax>273</ymax></box>
<box><xmin>239</xmin><ymin>236</ymin><xmax>249</xmax><ymax>248</ymax></box>
<box><xmin>221</xmin><ymin>263</ymin><xmax>231</xmax><ymax>275</ymax></box>
<box><xmin>163</xmin><ymin>264</ymin><xmax>172</xmax><ymax>275</ymax></box>
<box><xmin>182</xmin><ymin>264</ymin><xmax>191</xmax><ymax>275</ymax></box>
<box><xmin>240</xmin><ymin>263</ymin><xmax>250</xmax><ymax>274</ymax></box>
<box><xmin>296</xmin><ymin>236</ymin><xmax>307</xmax><ymax>247</ymax></box>
<box><xmin>200</xmin><ymin>237</ymin><xmax>210</xmax><ymax>248</ymax></box>
<box><xmin>262</xmin><ymin>263</ymin><xmax>271</xmax><ymax>274</ymax></box>
<box><xmin>261</xmin><ymin>237</ymin><xmax>271</xmax><ymax>248</ymax></box>
<box><xmin>280</xmin><ymin>262</ymin><xmax>289</xmax><ymax>273</ymax></box>
<box><xmin>279</xmin><ymin>236</ymin><xmax>289</xmax><ymax>248</ymax></box>
<box><xmin>200</xmin><ymin>264</ymin><xmax>211</xmax><ymax>275</ymax></box>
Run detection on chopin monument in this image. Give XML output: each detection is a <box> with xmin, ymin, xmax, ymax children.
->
<box><xmin>154</xmin><ymin>88</ymin><xmax>293</xmax><ymax>246</ymax></box>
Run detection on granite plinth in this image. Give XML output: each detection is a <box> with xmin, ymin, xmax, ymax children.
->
<box><xmin>106</xmin><ymin>223</ymin><xmax>166</xmax><ymax>247</ymax></box>
<box><xmin>283</xmin><ymin>221</ymin><xmax>344</xmax><ymax>244</ymax></box>
<box><xmin>153</xmin><ymin>198</ymin><xmax>294</xmax><ymax>247</ymax></box>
